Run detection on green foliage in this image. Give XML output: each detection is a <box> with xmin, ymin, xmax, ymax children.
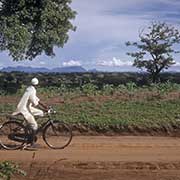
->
<box><xmin>0</xmin><ymin>0</ymin><xmax>76</xmax><ymax>60</ymax></box>
<box><xmin>125</xmin><ymin>82</ymin><xmax>137</xmax><ymax>92</ymax></box>
<box><xmin>55</xmin><ymin>99</ymin><xmax>180</xmax><ymax>127</ymax></box>
<box><xmin>1</xmin><ymin>72</ymin><xmax>180</xmax><ymax>133</ymax></box>
<box><xmin>126</xmin><ymin>22</ymin><xmax>180</xmax><ymax>83</ymax></box>
<box><xmin>0</xmin><ymin>161</ymin><xmax>26</xmax><ymax>180</ymax></box>
<box><xmin>1</xmin><ymin>97</ymin><xmax>180</xmax><ymax>128</ymax></box>
<box><xmin>1</xmin><ymin>72</ymin><xmax>180</xmax><ymax>92</ymax></box>
<box><xmin>102</xmin><ymin>84</ymin><xmax>115</xmax><ymax>95</ymax></box>
<box><xmin>0</xmin><ymin>73</ymin><xmax>21</xmax><ymax>94</ymax></box>
<box><xmin>1</xmin><ymin>83</ymin><xmax>180</xmax><ymax>128</ymax></box>
<box><xmin>81</xmin><ymin>83</ymin><xmax>98</xmax><ymax>96</ymax></box>
<box><xmin>145</xmin><ymin>82</ymin><xmax>180</xmax><ymax>99</ymax></box>
<box><xmin>116</xmin><ymin>84</ymin><xmax>127</xmax><ymax>92</ymax></box>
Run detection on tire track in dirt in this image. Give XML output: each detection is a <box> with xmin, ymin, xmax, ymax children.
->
<box><xmin>1</xmin><ymin>136</ymin><xmax>180</xmax><ymax>180</ymax></box>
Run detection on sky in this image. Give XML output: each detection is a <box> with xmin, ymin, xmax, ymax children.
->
<box><xmin>0</xmin><ymin>0</ymin><xmax>180</xmax><ymax>72</ymax></box>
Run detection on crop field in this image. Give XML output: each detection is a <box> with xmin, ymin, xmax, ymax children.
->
<box><xmin>0</xmin><ymin>73</ymin><xmax>180</xmax><ymax>135</ymax></box>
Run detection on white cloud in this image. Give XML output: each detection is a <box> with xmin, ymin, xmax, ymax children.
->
<box><xmin>97</xmin><ymin>57</ymin><xmax>133</xmax><ymax>67</ymax></box>
<box><xmin>62</xmin><ymin>60</ymin><xmax>81</xmax><ymax>67</ymax></box>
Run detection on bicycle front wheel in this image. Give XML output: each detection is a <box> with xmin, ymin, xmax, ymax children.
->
<box><xmin>43</xmin><ymin>120</ymin><xmax>72</xmax><ymax>149</ymax></box>
<box><xmin>0</xmin><ymin>121</ymin><xmax>27</xmax><ymax>150</ymax></box>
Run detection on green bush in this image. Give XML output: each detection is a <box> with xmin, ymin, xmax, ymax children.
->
<box><xmin>102</xmin><ymin>84</ymin><xmax>115</xmax><ymax>95</ymax></box>
<box><xmin>0</xmin><ymin>161</ymin><xmax>26</xmax><ymax>180</ymax></box>
<box><xmin>81</xmin><ymin>83</ymin><xmax>98</xmax><ymax>96</ymax></box>
<box><xmin>125</xmin><ymin>82</ymin><xmax>138</xmax><ymax>92</ymax></box>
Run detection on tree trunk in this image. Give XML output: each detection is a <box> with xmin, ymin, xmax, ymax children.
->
<box><xmin>151</xmin><ymin>72</ymin><xmax>159</xmax><ymax>83</ymax></box>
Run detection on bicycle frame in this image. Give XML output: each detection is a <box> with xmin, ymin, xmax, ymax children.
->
<box><xmin>7</xmin><ymin>114</ymin><xmax>55</xmax><ymax>135</ymax></box>
<box><xmin>36</xmin><ymin>119</ymin><xmax>54</xmax><ymax>134</ymax></box>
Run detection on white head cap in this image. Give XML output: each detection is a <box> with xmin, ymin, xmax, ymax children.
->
<box><xmin>31</xmin><ymin>78</ymin><xmax>39</xmax><ymax>86</ymax></box>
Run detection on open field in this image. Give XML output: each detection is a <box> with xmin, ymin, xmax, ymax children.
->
<box><xmin>0</xmin><ymin>90</ymin><xmax>180</xmax><ymax>135</ymax></box>
<box><xmin>0</xmin><ymin>72</ymin><xmax>180</xmax><ymax>133</ymax></box>
<box><xmin>1</xmin><ymin>136</ymin><xmax>180</xmax><ymax>180</ymax></box>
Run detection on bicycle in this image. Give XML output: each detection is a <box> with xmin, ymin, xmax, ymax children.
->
<box><xmin>0</xmin><ymin>107</ymin><xmax>72</xmax><ymax>150</ymax></box>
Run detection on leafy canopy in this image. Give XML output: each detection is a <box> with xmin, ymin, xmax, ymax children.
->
<box><xmin>126</xmin><ymin>22</ymin><xmax>180</xmax><ymax>82</ymax></box>
<box><xmin>0</xmin><ymin>0</ymin><xmax>76</xmax><ymax>61</ymax></box>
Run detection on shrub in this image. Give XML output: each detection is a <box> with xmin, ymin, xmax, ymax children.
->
<box><xmin>81</xmin><ymin>83</ymin><xmax>98</xmax><ymax>96</ymax></box>
<box><xmin>0</xmin><ymin>161</ymin><xmax>26</xmax><ymax>180</ymax></box>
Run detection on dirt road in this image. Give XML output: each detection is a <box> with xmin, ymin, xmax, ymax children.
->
<box><xmin>1</xmin><ymin>136</ymin><xmax>180</xmax><ymax>180</ymax></box>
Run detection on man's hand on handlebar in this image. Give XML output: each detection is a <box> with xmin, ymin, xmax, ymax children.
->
<box><xmin>39</xmin><ymin>101</ymin><xmax>49</xmax><ymax>112</ymax></box>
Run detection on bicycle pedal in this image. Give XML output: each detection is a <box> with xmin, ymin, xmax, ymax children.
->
<box><xmin>21</xmin><ymin>144</ymin><xmax>39</xmax><ymax>151</ymax></box>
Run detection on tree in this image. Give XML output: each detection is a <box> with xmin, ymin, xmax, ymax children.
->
<box><xmin>0</xmin><ymin>0</ymin><xmax>76</xmax><ymax>61</ymax></box>
<box><xmin>126</xmin><ymin>22</ymin><xmax>180</xmax><ymax>83</ymax></box>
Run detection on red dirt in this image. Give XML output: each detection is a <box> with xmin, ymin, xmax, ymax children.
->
<box><xmin>1</xmin><ymin>136</ymin><xmax>180</xmax><ymax>179</ymax></box>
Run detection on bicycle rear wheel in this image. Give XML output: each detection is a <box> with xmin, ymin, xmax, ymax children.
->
<box><xmin>0</xmin><ymin>121</ymin><xmax>27</xmax><ymax>150</ymax></box>
<box><xmin>43</xmin><ymin>120</ymin><xmax>72</xmax><ymax>149</ymax></box>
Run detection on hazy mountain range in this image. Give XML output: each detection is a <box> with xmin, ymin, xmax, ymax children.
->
<box><xmin>1</xmin><ymin>65</ymin><xmax>179</xmax><ymax>73</ymax></box>
<box><xmin>0</xmin><ymin>66</ymin><xmax>97</xmax><ymax>73</ymax></box>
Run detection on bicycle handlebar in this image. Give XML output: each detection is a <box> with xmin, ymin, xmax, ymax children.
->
<box><xmin>47</xmin><ymin>106</ymin><xmax>57</xmax><ymax>115</ymax></box>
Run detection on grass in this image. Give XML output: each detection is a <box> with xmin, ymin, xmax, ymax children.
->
<box><xmin>0</xmin><ymin>84</ymin><xmax>180</xmax><ymax>132</ymax></box>
<box><xmin>55</xmin><ymin>99</ymin><xmax>180</xmax><ymax>128</ymax></box>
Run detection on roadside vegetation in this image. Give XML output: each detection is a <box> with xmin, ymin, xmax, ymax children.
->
<box><xmin>0</xmin><ymin>161</ymin><xmax>26</xmax><ymax>180</ymax></box>
<box><xmin>0</xmin><ymin>72</ymin><xmax>180</xmax><ymax>135</ymax></box>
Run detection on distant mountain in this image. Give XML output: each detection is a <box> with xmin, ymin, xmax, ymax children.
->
<box><xmin>88</xmin><ymin>68</ymin><xmax>98</xmax><ymax>72</ymax></box>
<box><xmin>52</xmin><ymin>66</ymin><xmax>86</xmax><ymax>73</ymax></box>
<box><xmin>1</xmin><ymin>66</ymin><xmax>50</xmax><ymax>73</ymax></box>
<box><xmin>1</xmin><ymin>66</ymin><xmax>89</xmax><ymax>73</ymax></box>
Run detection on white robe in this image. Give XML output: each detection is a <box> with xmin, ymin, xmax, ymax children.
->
<box><xmin>12</xmin><ymin>85</ymin><xmax>44</xmax><ymax>130</ymax></box>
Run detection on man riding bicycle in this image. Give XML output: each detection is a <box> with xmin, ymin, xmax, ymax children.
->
<box><xmin>12</xmin><ymin>77</ymin><xmax>48</xmax><ymax>148</ymax></box>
